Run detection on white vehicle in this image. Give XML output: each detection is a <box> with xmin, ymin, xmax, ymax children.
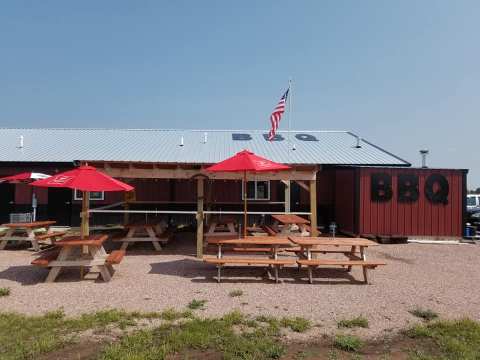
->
<box><xmin>467</xmin><ymin>194</ymin><xmax>480</xmax><ymax>212</ymax></box>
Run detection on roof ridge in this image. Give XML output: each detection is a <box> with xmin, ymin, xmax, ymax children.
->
<box><xmin>0</xmin><ymin>127</ymin><xmax>349</xmax><ymax>133</ymax></box>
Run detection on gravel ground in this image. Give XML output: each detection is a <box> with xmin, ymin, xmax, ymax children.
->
<box><xmin>0</xmin><ymin>234</ymin><xmax>479</xmax><ymax>339</ymax></box>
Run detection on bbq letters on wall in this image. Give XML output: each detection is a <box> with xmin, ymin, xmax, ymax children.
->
<box><xmin>371</xmin><ymin>173</ymin><xmax>449</xmax><ymax>204</ymax></box>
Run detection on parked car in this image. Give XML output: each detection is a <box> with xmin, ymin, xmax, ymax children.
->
<box><xmin>467</xmin><ymin>194</ymin><xmax>480</xmax><ymax>213</ymax></box>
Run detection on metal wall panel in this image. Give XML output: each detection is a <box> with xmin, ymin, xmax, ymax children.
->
<box><xmin>358</xmin><ymin>168</ymin><xmax>464</xmax><ymax>237</ymax></box>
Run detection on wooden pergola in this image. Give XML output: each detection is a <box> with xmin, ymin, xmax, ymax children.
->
<box><xmin>88</xmin><ymin>161</ymin><xmax>320</xmax><ymax>258</ymax></box>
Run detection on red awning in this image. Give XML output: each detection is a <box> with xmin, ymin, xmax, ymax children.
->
<box><xmin>205</xmin><ymin>150</ymin><xmax>290</xmax><ymax>173</ymax></box>
<box><xmin>30</xmin><ymin>165</ymin><xmax>133</xmax><ymax>192</ymax></box>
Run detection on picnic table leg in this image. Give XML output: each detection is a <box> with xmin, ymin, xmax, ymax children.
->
<box><xmin>360</xmin><ymin>246</ymin><xmax>369</xmax><ymax>284</ymax></box>
<box><xmin>347</xmin><ymin>246</ymin><xmax>356</xmax><ymax>272</ymax></box>
<box><xmin>308</xmin><ymin>266</ymin><xmax>313</xmax><ymax>284</ymax></box>
<box><xmin>274</xmin><ymin>265</ymin><xmax>279</xmax><ymax>283</ymax></box>
<box><xmin>99</xmin><ymin>265</ymin><xmax>112</xmax><ymax>282</ymax></box>
<box><xmin>217</xmin><ymin>244</ymin><xmax>222</xmax><ymax>259</ymax></box>
<box><xmin>0</xmin><ymin>229</ymin><xmax>13</xmax><ymax>250</ymax></box>
<box><xmin>217</xmin><ymin>265</ymin><xmax>221</xmax><ymax>283</ymax></box>
<box><xmin>121</xmin><ymin>228</ymin><xmax>135</xmax><ymax>251</ymax></box>
<box><xmin>45</xmin><ymin>247</ymin><xmax>73</xmax><ymax>283</ymax></box>
<box><xmin>146</xmin><ymin>226</ymin><xmax>162</xmax><ymax>251</ymax></box>
<box><xmin>27</xmin><ymin>229</ymin><xmax>40</xmax><ymax>252</ymax></box>
<box><xmin>227</xmin><ymin>222</ymin><xmax>236</xmax><ymax>234</ymax></box>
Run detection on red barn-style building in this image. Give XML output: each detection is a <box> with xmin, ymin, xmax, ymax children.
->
<box><xmin>0</xmin><ymin>128</ymin><xmax>467</xmax><ymax>246</ymax></box>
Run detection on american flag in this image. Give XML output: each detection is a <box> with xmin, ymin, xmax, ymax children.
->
<box><xmin>268</xmin><ymin>88</ymin><xmax>289</xmax><ymax>141</ymax></box>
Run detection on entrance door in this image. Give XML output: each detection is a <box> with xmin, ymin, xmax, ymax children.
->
<box><xmin>47</xmin><ymin>188</ymin><xmax>72</xmax><ymax>225</ymax></box>
<box><xmin>0</xmin><ymin>184</ymin><xmax>15</xmax><ymax>223</ymax></box>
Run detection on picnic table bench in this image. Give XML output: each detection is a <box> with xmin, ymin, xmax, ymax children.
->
<box><xmin>204</xmin><ymin>236</ymin><xmax>293</xmax><ymax>283</ymax></box>
<box><xmin>0</xmin><ymin>221</ymin><xmax>57</xmax><ymax>251</ymax></box>
<box><xmin>289</xmin><ymin>236</ymin><xmax>386</xmax><ymax>284</ymax></box>
<box><xmin>31</xmin><ymin>234</ymin><xmax>125</xmax><ymax>282</ymax></box>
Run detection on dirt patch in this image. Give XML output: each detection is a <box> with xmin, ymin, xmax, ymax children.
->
<box><xmin>37</xmin><ymin>341</ymin><xmax>106</xmax><ymax>360</ymax></box>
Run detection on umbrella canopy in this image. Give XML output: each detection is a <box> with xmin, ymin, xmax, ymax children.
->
<box><xmin>206</xmin><ymin>150</ymin><xmax>290</xmax><ymax>173</ymax></box>
<box><xmin>0</xmin><ymin>172</ymin><xmax>50</xmax><ymax>184</ymax></box>
<box><xmin>31</xmin><ymin>165</ymin><xmax>133</xmax><ymax>238</ymax></box>
<box><xmin>206</xmin><ymin>150</ymin><xmax>290</xmax><ymax>237</ymax></box>
<box><xmin>30</xmin><ymin>166</ymin><xmax>133</xmax><ymax>192</ymax></box>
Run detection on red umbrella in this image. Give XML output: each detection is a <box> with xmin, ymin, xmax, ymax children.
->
<box><xmin>0</xmin><ymin>172</ymin><xmax>50</xmax><ymax>183</ymax></box>
<box><xmin>0</xmin><ymin>172</ymin><xmax>51</xmax><ymax>221</ymax></box>
<box><xmin>206</xmin><ymin>150</ymin><xmax>290</xmax><ymax>237</ymax></box>
<box><xmin>31</xmin><ymin>165</ymin><xmax>133</xmax><ymax>237</ymax></box>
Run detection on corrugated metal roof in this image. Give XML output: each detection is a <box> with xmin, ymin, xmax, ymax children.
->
<box><xmin>0</xmin><ymin>128</ymin><xmax>411</xmax><ymax>166</ymax></box>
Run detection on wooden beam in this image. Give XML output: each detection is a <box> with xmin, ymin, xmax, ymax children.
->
<box><xmin>295</xmin><ymin>180</ymin><xmax>310</xmax><ymax>192</ymax></box>
<box><xmin>309</xmin><ymin>180</ymin><xmax>318</xmax><ymax>237</ymax></box>
<box><xmin>196</xmin><ymin>178</ymin><xmax>204</xmax><ymax>258</ymax></box>
<box><xmin>102</xmin><ymin>165</ymin><xmax>317</xmax><ymax>181</ymax></box>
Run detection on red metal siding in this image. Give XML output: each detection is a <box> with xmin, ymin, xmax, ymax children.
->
<box><xmin>334</xmin><ymin>169</ymin><xmax>355</xmax><ymax>233</ymax></box>
<box><xmin>359</xmin><ymin>168</ymin><xmax>463</xmax><ymax>237</ymax></box>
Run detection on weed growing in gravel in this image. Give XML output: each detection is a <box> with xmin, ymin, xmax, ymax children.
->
<box><xmin>99</xmin><ymin>311</ymin><xmax>285</xmax><ymax>360</ymax></box>
<box><xmin>0</xmin><ymin>287</ymin><xmax>10</xmax><ymax>297</ymax></box>
<box><xmin>333</xmin><ymin>334</ymin><xmax>363</xmax><ymax>352</ymax></box>
<box><xmin>337</xmin><ymin>316</ymin><xmax>369</xmax><ymax>329</ymax></box>
<box><xmin>409</xmin><ymin>308</ymin><xmax>438</xmax><ymax>322</ymax></box>
<box><xmin>405</xmin><ymin>318</ymin><xmax>480</xmax><ymax>359</ymax></box>
<box><xmin>281</xmin><ymin>317</ymin><xmax>312</xmax><ymax>333</ymax></box>
<box><xmin>187</xmin><ymin>299</ymin><xmax>207</xmax><ymax>310</ymax></box>
<box><xmin>229</xmin><ymin>289</ymin><xmax>244</xmax><ymax>297</ymax></box>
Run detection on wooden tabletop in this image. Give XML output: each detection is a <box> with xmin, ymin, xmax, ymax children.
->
<box><xmin>208</xmin><ymin>236</ymin><xmax>291</xmax><ymax>246</ymax></box>
<box><xmin>2</xmin><ymin>221</ymin><xmax>56</xmax><ymax>228</ymax></box>
<box><xmin>271</xmin><ymin>214</ymin><xmax>310</xmax><ymax>225</ymax></box>
<box><xmin>55</xmin><ymin>234</ymin><xmax>108</xmax><ymax>247</ymax></box>
<box><xmin>289</xmin><ymin>236</ymin><xmax>378</xmax><ymax>247</ymax></box>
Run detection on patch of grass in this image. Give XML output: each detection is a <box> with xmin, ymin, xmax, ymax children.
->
<box><xmin>281</xmin><ymin>317</ymin><xmax>312</xmax><ymax>333</ymax></box>
<box><xmin>337</xmin><ymin>316</ymin><xmax>369</xmax><ymax>329</ymax></box>
<box><xmin>333</xmin><ymin>334</ymin><xmax>363</xmax><ymax>352</ymax></box>
<box><xmin>159</xmin><ymin>308</ymin><xmax>194</xmax><ymax>321</ymax></box>
<box><xmin>409</xmin><ymin>308</ymin><xmax>439</xmax><ymax>322</ymax></box>
<box><xmin>229</xmin><ymin>289</ymin><xmax>244</xmax><ymax>297</ymax></box>
<box><xmin>187</xmin><ymin>299</ymin><xmax>207</xmax><ymax>310</ymax></box>
<box><xmin>405</xmin><ymin>318</ymin><xmax>480</xmax><ymax>359</ymax></box>
<box><xmin>0</xmin><ymin>287</ymin><xmax>10</xmax><ymax>297</ymax></box>
<box><xmin>0</xmin><ymin>309</ymin><xmax>191</xmax><ymax>360</ymax></box>
<box><xmin>100</xmin><ymin>313</ymin><xmax>285</xmax><ymax>360</ymax></box>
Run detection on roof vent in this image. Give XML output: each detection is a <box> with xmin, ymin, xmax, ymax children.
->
<box><xmin>17</xmin><ymin>135</ymin><xmax>24</xmax><ymax>149</ymax></box>
<box><xmin>180</xmin><ymin>136</ymin><xmax>184</xmax><ymax>147</ymax></box>
<box><xmin>203</xmin><ymin>132</ymin><xmax>208</xmax><ymax>144</ymax></box>
<box><xmin>420</xmin><ymin>149</ymin><xmax>429</xmax><ymax>168</ymax></box>
<box><xmin>292</xmin><ymin>143</ymin><xmax>296</xmax><ymax>151</ymax></box>
<box><xmin>355</xmin><ymin>136</ymin><xmax>362</xmax><ymax>148</ymax></box>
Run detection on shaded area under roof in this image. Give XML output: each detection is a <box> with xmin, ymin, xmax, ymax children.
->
<box><xmin>0</xmin><ymin>128</ymin><xmax>411</xmax><ymax>166</ymax></box>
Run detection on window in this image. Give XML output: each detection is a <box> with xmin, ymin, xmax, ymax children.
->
<box><xmin>242</xmin><ymin>180</ymin><xmax>270</xmax><ymax>200</ymax></box>
<box><xmin>74</xmin><ymin>190</ymin><xmax>105</xmax><ymax>201</ymax></box>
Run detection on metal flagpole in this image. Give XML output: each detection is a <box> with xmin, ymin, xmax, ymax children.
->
<box><xmin>288</xmin><ymin>78</ymin><xmax>293</xmax><ymax>150</ymax></box>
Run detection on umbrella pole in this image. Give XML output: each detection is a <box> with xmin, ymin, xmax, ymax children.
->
<box><xmin>80</xmin><ymin>191</ymin><xmax>90</xmax><ymax>279</ymax></box>
<box><xmin>243</xmin><ymin>171</ymin><xmax>247</xmax><ymax>238</ymax></box>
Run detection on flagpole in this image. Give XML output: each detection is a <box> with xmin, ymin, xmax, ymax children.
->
<box><xmin>288</xmin><ymin>78</ymin><xmax>293</xmax><ymax>150</ymax></box>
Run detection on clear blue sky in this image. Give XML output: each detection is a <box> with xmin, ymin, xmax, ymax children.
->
<box><xmin>1</xmin><ymin>1</ymin><xmax>478</xmax><ymax>187</ymax></box>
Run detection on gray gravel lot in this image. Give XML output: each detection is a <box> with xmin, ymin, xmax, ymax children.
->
<box><xmin>0</xmin><ymin>234</ymin><xmax>479</xmax><ymax>338</ymax></box>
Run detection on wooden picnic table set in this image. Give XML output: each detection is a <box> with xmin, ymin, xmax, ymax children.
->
<box><xmin>0</xmin><ymin>221</ymin><xmax>67</xmax><ymax>251</ymax></box>
<box><xmin>204</xmin><ymin>235</ymin><xmax>386</xmax><ymax>284</ymax></box>
<box><xmin>114</xmin><ymin>221</ymin><xmax>173</xmax><ymax>251</ymax></box>
<box><xmin>31</xmin><ymin>234</ymin><xmax>125</xmax><ymax>283</ymax></box>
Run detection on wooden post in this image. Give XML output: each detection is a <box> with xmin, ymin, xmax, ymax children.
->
<box><xmin>309</xmin><ymin>180</ymin><xmax>318</xmax><ymax>237</ymax></box>
<box><xmin>196</xmin><ymin>178</ymin><xmax>204</xmax><ymax>258</ymax></box>
<box><xmin>243</xmin><ymin>171</ymin><xmax>247</xmax><ymax>238</ymax></box>
<box><xmin>81</xmin><ymin>191</ymin><xmax>90</xmax><ymax>239</ymax></box>
<box><xmin>123</xmin><ymin>192</ymin><xmax>130</xmax><ymax>225</ymax></box>
<box><xmin>284</xmin><ymin>180</ymin><xmax>291</xmax><ymax>213</ymax></box>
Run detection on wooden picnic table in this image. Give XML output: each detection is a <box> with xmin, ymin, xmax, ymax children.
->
<box><xmin>32</xmin><ymin>234</ymin><xmax>124</xmax><ymax>283</ymax></box>
<box><xmin>205</xmin><ymin>215</ymin><xmax>238</xmax><ymax>238</ymax></box>
<box><xmin>204</xmin><ymin>236</ymin><xmax>294</xmax><ymax>283</ymax></box>
<box><xmin>271</xmin><ymin>214</ymin><xmax>310</xmax><ymax>234</ymax></box>
<box><xmin>117</xmin><ymin>223</ymin><xmax>163</xmax><ymax>251</ymax></box>
<box><xmin>0</xmin><ymin>221</ymin><xmax>56</xmax><ymax>251</ymax></box>
<box><xmin>288</xmin><ymin>236</ymin><xmax>384</xmax><ymax>284</ymax></box>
